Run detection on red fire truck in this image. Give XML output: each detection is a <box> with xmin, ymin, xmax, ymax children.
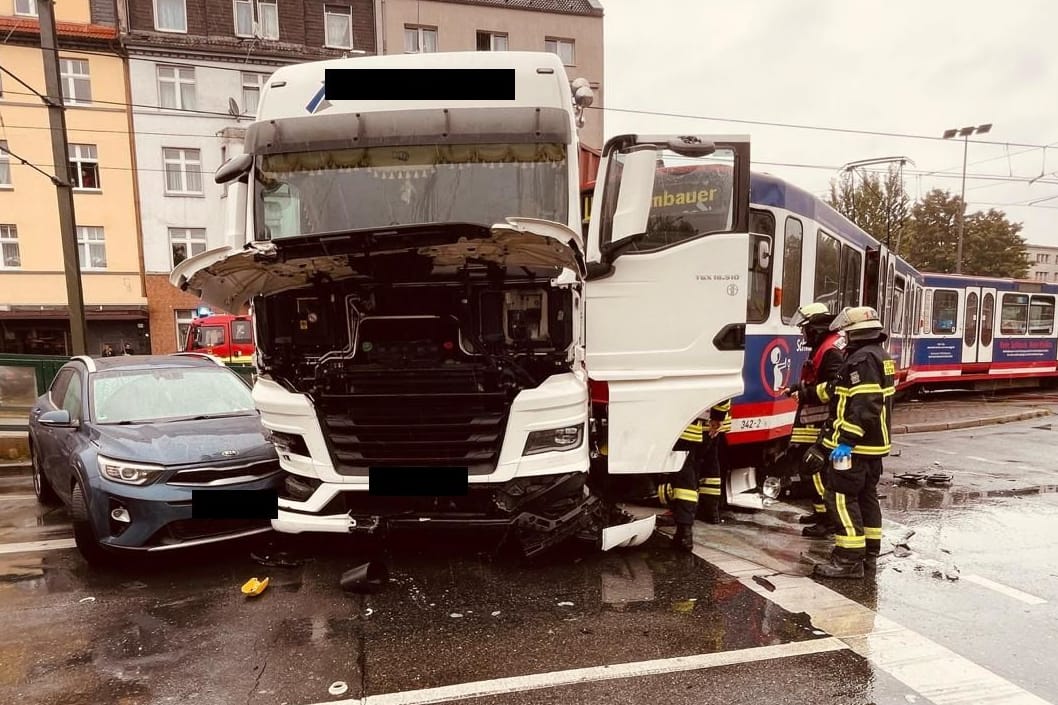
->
<box><xmin>183</xmin><ymin>313</ymin><xmax>255</xmax><ymax>365</ymax></box>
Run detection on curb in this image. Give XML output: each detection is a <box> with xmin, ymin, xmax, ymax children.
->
<box><xmin>893</xmin><ymin>408</ymin><xmax>1051</xmax><ymax>434</ymax></box>
<box><xmin>0</xmin><ymin>462</ymin><xmax>31</xmax><ymax>477</ymax></box>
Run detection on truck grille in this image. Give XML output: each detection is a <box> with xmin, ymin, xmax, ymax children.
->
<box><xmin>317</xmin><ymin>367</ymin><xmax>510</xmax><ymax>476</ymax></box>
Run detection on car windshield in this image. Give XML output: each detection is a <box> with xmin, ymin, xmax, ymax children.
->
<box><xmin>255</xmin><ymin>143</ymin><xmax>569</xmax><ymax>238</ymax></box>
<box><xmin>91</xmin><ymin>367</ymin><xmax>256</xmax><ymax>425</ymax></box>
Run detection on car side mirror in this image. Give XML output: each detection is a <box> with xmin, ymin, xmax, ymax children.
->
<box><xmin>39</xmin><ymin>409</ymin><xmax>76</xmax><ymax>427</ymax></box>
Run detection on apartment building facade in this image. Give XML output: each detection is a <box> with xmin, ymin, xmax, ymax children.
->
<box><xmin>1025</xmin><ymin>243</ymin><xmax>1058</xmax><ymax>284</ymax></box>
<box><xmin>376</xmin><ymin>0</ymin><xmax>605</xmax><ymax>150</ymax></box>
<box><xmin>119</xmin><ymin>0</ymin><xmax>376</xmax><ymax>353</ymax></box>
<box><xmin>0</xmin><ymin>0</ymin><xmax>149</xmax><ymax>356</ymax></box>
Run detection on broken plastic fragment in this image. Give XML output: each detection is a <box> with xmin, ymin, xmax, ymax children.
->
<box><xmin>601</xmin><ymin>515</ymin><xmax>656</xmax><ymax>551</ymax></box>
<box><xmin>328</xmin><ymin>681</ymin><xmax>348</xmax><ymax>696</ymax></box>
<box><xmin>557</xmin><ymin>601</ymin><xmax>574</xmax><ymax>607</ymax></box>
<box><xmin>241</xmin><ymin>577</ymin><xmax>270</xmax><ymax>596</ymax></box>
<box><xmin>79</xmin><ymin>596</ymin><xmax>96</xmax><ymax>604</ymax></box>
<box><xmin>450</xmin><ymin>613</ymin><xmax>463</xmax><ymax>618</ymax></box>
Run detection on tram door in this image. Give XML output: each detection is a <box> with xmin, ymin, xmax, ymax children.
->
<box><xmin>960</xmin><ymin>287</ymin><xmax>996</xmax><ymax>364</ymax></box>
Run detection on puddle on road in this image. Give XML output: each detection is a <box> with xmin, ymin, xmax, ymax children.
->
<box><xmin>882</xmin><ymin>483</ymin><xmax>1058</xmax><ymax>511</ymax></box>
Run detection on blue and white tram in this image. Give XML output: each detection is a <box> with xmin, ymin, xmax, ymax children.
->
<box><xmin>911</xmin><ymin>273</ymin><xmax>1058</xmax><ymax>390</ymax></box>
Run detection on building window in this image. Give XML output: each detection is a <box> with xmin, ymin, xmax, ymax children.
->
<box><xmin>14</xmin><ymin>0</ymin><xmax>37</xmax><ymax>16</ymax></box>
<box><xmin>163</xmin><ymin>148</ymin><xmax>203</xmax><ymax>195</ymax></box>
<box><xmin>242</xmin><ymin>72</ymin><xmax>268</xmax><ymax>115</ymax></box>
<box><xmin>234</xmin><ymin>0</ymin><xmax>254</xmax><ymax>36</ymax></box>
<box><xmin>170</xmin><ymin>227</ymin><xmax>207</xmax><ymax>267</ymax></box>
<box><xmin>324</xmin><ymin>5</ymin><xmax>353</xmax><ymax>49</ymax></box>
<box><xmin>404</xmin><ymin>25</ymin><xmax>437</xmax><ymax>53</ymax></box>
<box><xmin>68</xmin><ymin>144</ymin><xmax>100</xmax><ymax>190</ymax></box>
<box><xmin>155</xmin><ymin>0</ymin><xmax>188</xmax><ymax>32</ymax></box>
<box><xmin>1036</xmin><ymin>271</ymin><xmax>1047</xmax><ymax>281</ymax></box>
<box><xmin>258</xmin><ymin>0</ymin><xmax>279</xmax><ymax>39</ymax></box>
<box><xmin>545</xmin><ymin>38</ymin><xmax>575</xmax><ymax>66</ymax></box>
<box><xmin>175</xmin><ymin>309</ymin><xmax>197</xmax><ymax>351</ymax></box>
<box><xmin>157</xmin><ymin>65</ymin><xmax>196</xmax><ymax>110</ymax></box>
<box><xmin>0</xmin><ymin>141</ymin><xmax>10</xmax><ymax>187</ymax></box>
<box><xmin>76</xmin><ymin>226</ymin><xmax>107</xmax><ymax>270</ymax></box>
<box><xmin>0</xmin><ymin>225</ymin><xmax>20</xmax><ymax>268</ymax></box>
<box><xmin>476</xmin><ymin>31</ymin><xmax>508</xmax><ymax>51</ymax></box>
<box><xmin>59</xmin><ymin>59</ymin><xmax>92</xmax><ymax>105</ymax></box>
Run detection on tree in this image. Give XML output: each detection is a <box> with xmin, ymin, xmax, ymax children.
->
<box><xmin>827</xmin><ymin>165</ymin><xmax>911</xmax><ymax>253</ymax></box>
<box><xmin>901</xmin><ymin>190</ymin><xmax>1030</xmax><ymax>278</ymax></box>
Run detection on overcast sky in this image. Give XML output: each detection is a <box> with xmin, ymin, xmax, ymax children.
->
<box><xmin>596</xmin><ymin>0</ymin><xmax>1058</xmax><ymax>247</ymax></box>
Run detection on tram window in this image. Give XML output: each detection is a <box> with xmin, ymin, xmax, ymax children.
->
<box><xmin>1000</xmin><ymin>293</ymin><xmax>1028</xmax><ymax>335</ymax></box>
<box><xmin>747</xmin><ymin>210</ymin><xmax>775</xmax><ymax>324</ymax></box>
<box><xmin>780</xmin><ymin>217</ymin><xmax>803</xmax><ymax>323</ymax></box>
<box><xmin>814</xmin><ymin>230</ymin><xmax>841</xmax><ymax>313</ymax></box>
<box><xmin>931</xmin><ymin>290</ymin><xmax>959</xmax><ymax>334</ymax></box>
<box><xmin>964</xmin><ymin>291</ymin><xmax>978</xmax><ymax>347</ymax></box>
<box><xmin>981</xmin><ymin>293</ymin><xmax>995</xmax><ymax>345</ymax></box>
<box><xmin>840</xmin><ymin>245</ymin><xmax>862</xmax><ymax>308</ymax></box>
<box><xmin>1029</xmin><ymin>295</ymin><xmax>1055</xmax><ymax>335</ymax></box>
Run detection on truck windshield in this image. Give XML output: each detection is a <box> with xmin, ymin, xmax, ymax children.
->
<box><xmin>256</xmin><ymin>143</ymin><xmax>569</xmax><ymax>238</ymax></box>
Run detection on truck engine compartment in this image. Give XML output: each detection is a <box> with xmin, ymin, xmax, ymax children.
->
<box><xmin>253</xmin><ymin>255</ymin><xmax>578</xmax><ymax>476</ymax></box>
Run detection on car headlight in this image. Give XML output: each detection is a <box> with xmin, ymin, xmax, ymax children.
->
<box><xmin>523</xmin><ymin>425</ymin><xmax>584</xmax><ymax>456</ymax></box>
<box><xmin>96</xmin><ymin>455</ymin><xmax>166</xmax><ymax>486</ymax></box>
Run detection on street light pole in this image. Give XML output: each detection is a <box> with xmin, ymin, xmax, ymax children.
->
<box><xmin>943</xmin><ymin>123</ymin><xmax>992</xmax><ymax>275</ymax></box>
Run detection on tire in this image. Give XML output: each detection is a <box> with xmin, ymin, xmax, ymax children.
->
<box><xmin>30</xmin><ymin>441</ymin><xmax>60</xmax><ymax>506</ymax></box>
<box><xmin>70</xmin><ymin>479</ymin><xmax>118</xmax><ymax>568</ymax></box>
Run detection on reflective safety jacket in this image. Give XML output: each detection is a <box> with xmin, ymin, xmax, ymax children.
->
<box><xmin>811</xmin><ymin>341</ymin><xmax>896</xmax><ymax>456</ymax></box>
<box><xmin>790</xmin><ymin>333</ymin><xmax>845</xmax><ymax>446</ymax></box>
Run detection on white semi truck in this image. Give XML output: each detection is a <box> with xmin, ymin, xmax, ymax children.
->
<box><xmin>171</xmin><ymin>51</ymin><xmax>752</xmax><ymax>556</ymax></box>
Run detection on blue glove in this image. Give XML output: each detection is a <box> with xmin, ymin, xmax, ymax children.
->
<box><xmin>830</xmin><ymin>444</ymin><xmax>852</xmax><ymax>462</ymax></box>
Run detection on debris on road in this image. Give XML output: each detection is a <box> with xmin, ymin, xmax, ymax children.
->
<box><xmin>251</xmin><ymin>550</ymin><xmax>307</xmax><ymax>569</ymax></box>
<box><xmin>339</xmin><ymin>561</ymin><xmax>388</xmax><ymax>594</ymax></box>
<box><xmin>78</xmin><ymin>596</ymin><xmax>96</xmax><ymax>604</ymax></box>
<box><xmin>241</xmin><ymin>577</ymin><xmax>270</xmax><ymax>596</ymax></box>
<box><xmin>328</xmin><ymin>681</ymin><xmax>348</xmax><ymax>696</ymax></box>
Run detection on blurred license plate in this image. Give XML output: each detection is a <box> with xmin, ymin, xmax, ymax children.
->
<box><xmin>368</xmin><ymin>467</ymin><xmax>469</xmax><ymax>497</ymax></box>
<box><xmin>191</xmin><ymin>489</ymin><xmax>278</xmax><ymax>519</ymax></box>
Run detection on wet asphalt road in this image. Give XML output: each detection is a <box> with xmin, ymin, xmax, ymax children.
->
<box><xmin>1</xmin><ymin>401</ymin><xmax>1057</xmax><ymax>704</ymax></box>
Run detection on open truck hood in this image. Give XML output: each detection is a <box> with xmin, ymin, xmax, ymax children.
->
<box><xmin>170</xmin><ymin>219</ymin><xmax>584</xmax><ymax>314</ymax></box>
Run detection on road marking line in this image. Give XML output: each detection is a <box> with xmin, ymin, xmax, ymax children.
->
<box><xmin>307</xmin><ymin>638</ymin><xmax>848</xmax><ymax>705</ymax></box>
<box><xmin>0</xmin><ymin>538</ymin><xmax>77</xmax><ymax>555</ymax></box>
<box><xmin>966</xmin><ymin>456</ymin><xmax>1003</xmax><ymax>465</ymax></box>
<box><xmin>962</xmin><ymin>574</ymin><xmax>1048</xmax><ymax>606</ymax></box>
<box><xmin>686</xmin><ymin>544</ymin><xmax>1056</xmax><ymax>705</ymax></box>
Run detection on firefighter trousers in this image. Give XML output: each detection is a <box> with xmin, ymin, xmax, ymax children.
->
<box><xmin>658</xmin><ymin>444</ymin><xmax>700</xmax><ymax>527</ymax></box>
<box><xmin>697</xmin><ymin>436</ymin><xmax>722</xmax><ymax>523</ymax></box>
<box><xmin>790</xmin><ymin>442</ymin><xmax>829</xmax><ymax>520</ymax></box>
<box><xmin>824</xmin><ymin>456</ymin><xmax>883</xmax><ymax>560</ymax></box>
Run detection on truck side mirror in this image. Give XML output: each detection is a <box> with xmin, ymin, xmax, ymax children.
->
<box><xmin>215</xmin><ymin>153</ymin><xmax>253</xmax><ymax>185</ymax></box>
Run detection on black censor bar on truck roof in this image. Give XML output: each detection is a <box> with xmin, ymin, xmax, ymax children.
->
<box><xmin>324</xmin><ymin>69</ymin><xmax>516</xmax><ymax>101</ymax></box>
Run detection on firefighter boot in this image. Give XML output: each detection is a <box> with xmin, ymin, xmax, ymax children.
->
<box><xmin>864</xmin><ymin>551</ymin><xmax>880</xmax><ymax>570</ymax></box>
<box><xmin>698</xmin><ymin>498</ymin><xmax>721</xmax><ymax>525</ymax></box>
<box><xmin>812</xmin><ymin>552</ymin><xmax>865</xmax><ymax>579</ymax></box>
<box><xmin>673</xmin><ymin>524</ymin><xmax>694</xmax><ymax>552</ymax></box>
<box><xmin>802</xmin><ymin>522</ymin><xmax>832</xmax><ymax>539</ymax></box>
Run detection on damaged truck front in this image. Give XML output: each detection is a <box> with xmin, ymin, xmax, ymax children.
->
<box><xmin>170</xmin><ymin>51</ymin><xmax>752</xmax><ymax>556</ymax></box>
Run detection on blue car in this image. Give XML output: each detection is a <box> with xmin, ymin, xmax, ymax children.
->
<box><xmin>28</xmin><ymin>353</ymin><xmax>282</xmax><ymax>565</ymax></box>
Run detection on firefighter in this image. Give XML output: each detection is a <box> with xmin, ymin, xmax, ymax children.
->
<box><xmin>656</xmin><ymin>417</ymin><xmax>708</xmax><ymax>551</ymax></box>
<box><xmin>782</xmin><ymin>302</ymin><xmax>846</xmax><ymax>537</ymax></box>
<box><xmin>697</xmin><ymin>399</ymin><xmax>731</xmax><ymax>525</ymax></box>
<box><xmin>804</xmin><ymin>306</ymin><xmax>895</xmax><ymax>579</ymax></box>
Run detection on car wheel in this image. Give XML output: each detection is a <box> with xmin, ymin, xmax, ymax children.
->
<box><xmin>30</xmin><ymin>442</ymin><xmax>60</xmax><ymax>506</ymax></box>
<box><xmin>70</xmin><ymin>479</ymin><xmax>117</xmax><ymax>567</ymax></box>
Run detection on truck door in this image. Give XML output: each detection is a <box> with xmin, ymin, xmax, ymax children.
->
<box><xmin>584</xmin><ymin>135</ymin><xmax>750</xmax><ymax>474</ymax></box>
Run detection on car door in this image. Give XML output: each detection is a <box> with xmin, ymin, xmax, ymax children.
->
<box><xmin>50</xmin><ymin>367</ymin><xmax>87</xmax><ymax>504</ymax></box>
<box><xmin>32</xmin><ymin>368</ymin><xmax>74</xmax><ymax>485</ymax></box>
<box><xmin>584</xmin><ymin>134</ymin><xmax>751</xmax><ymax>474</ymax></box>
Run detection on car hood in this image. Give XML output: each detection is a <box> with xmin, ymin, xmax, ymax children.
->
<box><xmin>169</xmin><ymin>219</ymin><xmax>584</xmax><ymax>314</ymax></box>
<box><xmin>90</xmin><ymin>414</ymin><xmax>277</xmax><ymax>467</ymax></box>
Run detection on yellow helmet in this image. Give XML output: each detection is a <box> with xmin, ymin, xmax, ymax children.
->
<box><xmin>829</xmin><ymin>306</ymin><xmax>883</xmax><ymax>334</ymax></box>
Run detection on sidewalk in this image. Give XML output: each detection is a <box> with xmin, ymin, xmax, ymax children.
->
<box><xmin>892</xmin><ymin>397</ymin><xmax>1053</xmax><ymax>434</ymax></box>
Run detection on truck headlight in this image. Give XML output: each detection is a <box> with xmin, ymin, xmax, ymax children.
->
<box><xmin>523</xmin><ymin>425</ymin><xmax>584</xmax><ymax>456</ymax></box>
<box><xmin>96</xmin><ymin>455</ymin><xmax>165</xmax><ymax>486</ymax></box>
